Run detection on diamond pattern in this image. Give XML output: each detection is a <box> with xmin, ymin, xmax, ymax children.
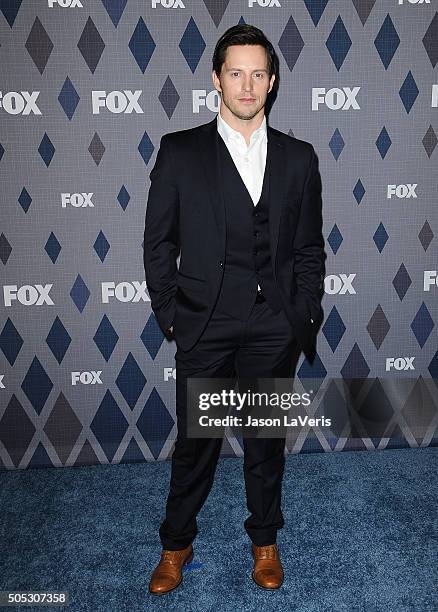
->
<box><xmin>0</xmin><ymin>395</ymin><xmax>36</xmax><ymax>467</ymax></box>
<box><xmin>140</xmin><ymin>314</ymin><xmax>165</xmax><ymax>359</ymax></box>
<box><xmin>117</xmin><ymin>185</ymin><xmax>130</xmax><ymax>211</ymax></box>
<box><xmin>1</xmin><ymin>0</ymin><xmax>23</xmax><ymax>28</ymax></box>
<box><xmin>352</xmin><ymin>0</ymin><xmax>376</xmax><ymax>26</ymax></box>
<box><xmin>422</xmin><ymin>125</ymin><xmax>437</xmax><ymax>158</ymax></box>
<box><xmin>159</xmin><ymin>77</ymin><xmax>180</xmax><ymax>120</ymax></box>
<box><xmin>374</xmin><ymin>14</ymin><xmax>400</xmax><ymax>70</ymax></box>
<box><xmin>411</xmin><ymin>303</ymin><xmax>434</xmax><ymax>348</ymax></box>
<box><xmin>202</xmin><ymin>0</ymin><xmax>231</xmax><ymax>27</ymax></box>
<box><xmin>373</xmin><ymin>222</ymin><xmax>388</xmax><ymax>252</ymax></box>
<box><xmin>78</xmin><ymin>17</ymin><xmax>105</xmax><ymax>74</ymax></box>
<box><xmin>101</xmin><ymin>0</ymin><xmax>128</xmax><ymax>28</ymax></box>
<box><xmin>38</xmin><ymin>133</ymin><xmax>55</xmax><ymax>167</ymax></box>
<box><xmin>91</xmin><ymin>390</ymin><xmax>129</xmax><ymax>462</ymax></box>
<box><xmin>304</xmin><ymin>0</ymin><xmax>329</xmax><ymax>27</ymax></box>
<box><xmin>94</xmin><ymin>314</ymin><xmax>119</xmax><ymax>361</ymax></box>
<box><xmin>329</xmin><ymin>128</ymin><xmax>345</xmax><ymax>160</ymax></box>
<box><xmin>94</xmin><ymin>230</ymin><xmax>110</xmax><ymax>262</ymax></box>
<box><xmin>392</xmin><ymin>263</ymin><xmax>411</xmax><ymax>301</ymax></box>
<box><xmin>399</xmin><ymin>71</ymin><xmax>419</xmax><ymax>114</ymax></box>
<box><xmin>46</xmin><ymin>316</ymin><xmax>72</xmax><ymax>364</ymax></box>
<box><xmin>116</xmin><ymin>353</ymin><xmax>147</xmax><ymax>410</ymax></box>
<box><xmin>58</xmin><ymin>77</ymin><xmax>80</xmax><ymax>120</ymax></box>
<box><xmin>422</xmin><ymin>12</ymin><xmax>438</xmax><ymax>68</ymax></box>
<box><xmin>45</xmin><ymin>232</ymin><xmax>61</xmax><ymax>263</ymax></box>
<box><xmin>0</xmin><ymin>318</ymin><xmax>24</xmax><ymax>366</ymax></box>
<box><xmin>1</xmin><ymin>1</ymin><xmax>437</xmax><ymax>465</ymax></box>
<box><xmin>138</xmin><ymin>131</ymin><xmax>154</xmax><ymax>166</ymax></box>
<box><xmin>367</xmin><ymin>305</ymin><xmax>390</xmax><ymax>350</ymax></box>
<box><xmin>70</xmin><ymin>274</ymin><xmax>90</xmax><ymax>313</ymax></box>
<box><xmin>326</xmin><ymin>16</ymin><xmax>352</xmax><ymax>71</ymax></box>
<box><xmin>327</xmin><ymin>223</ymin><xmax>343</xmax><ymax>254</ymax></box>
<box><xmin>0</xmin><ymin>233</ymin><xmax>12</xmax><ymax>264</ymax></box>
<box><xmin>89</xmin><ymin>132</ymin><xmax>105</xmax><ymax>165</ymax></box>
<box><xmin>18</xmin><ymin>187</ymin><xmax>32</xmax><ymax>213</ymax></box>
<box><xmin>136</xmin><ymin>388</ymin><xmax>175</xmax><ymax>459</ymax></box>
<box><xmin>44</xmin><ymin>392</ymin><xmax>83</xmax><ymax>465</ymax></box>
<box><xmin>353</xmin><ymin>179</ymin><xmax>365</xmax><ymax>205</ymax></box>
<box><xmin>179</xmin><ymin>17</ymin><xmax>206</xmax><ymax>74</ymax></box>
<box><xmin>376</xmin><ymin>127</ymin><xmax>391</xmax><ymax>159</ymax></box>
<box><xmin>21</xmin><ymin>357</ymin><xmax>53</xmax><ymax>414</ymax></box>
<box><xmin>278</xmin><ymin>16</ymin><xmax>305</xmax><ymax>72</ymax></box>
<box><xmin>322</xmin><ymin>306</ymin><xmax>346</xmax><ymax>352</ymax></box>
<box><xmin>25</xmin><ymin>17</ymin><xmax>54</xmax><ymax>74</ymax></box>
<box><xmin>418</xmin><ymin>221</ymin><xmax>434</xmax><ymax>251</ymax></box>
<box><xmin>129</xmin><ymin>18</ymin><xmax>156</xmax><ymax>73</ymax></box>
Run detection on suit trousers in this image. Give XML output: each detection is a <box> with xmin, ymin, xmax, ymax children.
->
<box><xmin>158</xmin><ymin>298</ymin><xmax>302</xmax><ymax>550</ymax></box>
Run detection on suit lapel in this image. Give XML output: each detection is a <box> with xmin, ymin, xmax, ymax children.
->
<box><xmin>196</xmin><ymin>116</ymin><xmax>285</xmax><ymax>276</ymax></box>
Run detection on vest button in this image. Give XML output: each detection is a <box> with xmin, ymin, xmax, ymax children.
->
<box><xmin>219</xmin><ymin>260</ymin><xmax>223</xmax><ymax>267</ymax></box>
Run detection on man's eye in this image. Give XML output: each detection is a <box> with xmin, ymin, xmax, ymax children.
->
<box><xmin>231</xmin><ymin>72</ymin><xmax>239</xmax><ymax>77</ymax></box>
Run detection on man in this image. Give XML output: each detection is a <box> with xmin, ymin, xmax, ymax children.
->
<box><xmin>144</xmin><ymin>24</ymin><xmax>326</xmax><ymax>594</ymax></box>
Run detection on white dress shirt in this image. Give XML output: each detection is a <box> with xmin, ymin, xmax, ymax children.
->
<box><xmin>216</xmin><ymin>110</ymin><xmax>267</xmax><ymax>205</ymax></box>
<box><xmin>216</xmin><ymin>111</ymin><xmax>267</xmax><ymax>292</ymax></box>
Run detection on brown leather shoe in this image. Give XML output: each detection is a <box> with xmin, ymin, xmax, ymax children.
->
<box><xmin>149</xmin><ymin>544</ymin><xmax>194</xmax><ymax>595</ymax></box>
<box><xmin>251</xmin><ymin>543</ymin><xmax>284</xmax><ymax>589</ymax></box>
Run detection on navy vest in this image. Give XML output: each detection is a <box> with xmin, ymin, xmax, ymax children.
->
<box><xmin>214</xmin><ymin>133</ymin><xmax>284</xmax><ymax>319</ymax></box>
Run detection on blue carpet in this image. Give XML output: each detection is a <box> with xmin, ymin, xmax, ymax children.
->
<box><xmin>1</xmin><ymin>447</ymin><xmax>437</xmax><ymax>611</ymax></box>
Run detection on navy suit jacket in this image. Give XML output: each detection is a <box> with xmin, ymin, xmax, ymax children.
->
<box><xmin>143</xmin><ymin>116</ymin><xmax>326</xmax><ymax>361</ymax></box>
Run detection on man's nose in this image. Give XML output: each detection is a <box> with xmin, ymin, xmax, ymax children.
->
<box><xmin>243</xmin><ymin>76</ymin><xmax>253</xmax><ymax>91</ymax></box>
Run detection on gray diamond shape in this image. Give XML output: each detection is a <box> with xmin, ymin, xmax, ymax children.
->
<box><xmin>89</xmin><ymin>132</ymin><xmax>105</xmax><ymax>165</ymax></box>
<box><xmin>44</xmin><ymin>392</ymin><xmax>83</xmax><ymax>465</ymax></box>
<box><xmin>77</xmin><ymin>17</ymin><xmax>105</xmax><ymax>74</ymax></box>
<box><xmin>25</xmin><ymin>17</ymin><xmax>54</xmax><ymax>74</ymax></box>
<box><xmin>422</xmin><ymin>125</ymin><xmax>437</xmax><ymax>157</ymax></box>
<box><xmin>366</xmin><ymin>304</ymin><xmax>390</xmax><ymax>350</ymax></box>
<box><xmin>419</xmin><ymin>221</ymin><xmax>434</xmax><ymax>251</ymax></box>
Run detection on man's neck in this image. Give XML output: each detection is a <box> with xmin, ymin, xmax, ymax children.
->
<box><xmin>219</xmin><ymin>106</ymin><xmax>265</xmax><ymax>146</ymax></box>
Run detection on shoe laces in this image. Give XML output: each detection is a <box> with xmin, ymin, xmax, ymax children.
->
<box><xmin>255</xmin><ymin>545</ymin><xmax>277</xmax><ymax>560</ymax></box>
<box><xmin>161</xmin><ymin>550</ymin><xmax>179</xmax><ymax>564</ymax></box>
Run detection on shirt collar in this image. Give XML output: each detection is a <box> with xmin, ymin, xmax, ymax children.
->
<box><xmin>216</xmin><ymin>109</ymin><xmax>267</xmax><ymax>147</ymax></box>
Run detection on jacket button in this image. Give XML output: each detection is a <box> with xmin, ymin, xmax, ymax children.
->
<box><xmin>219</xmin><ymin>261</ymin><xmax>223</xmax><ymax>267</ymax></box>
<box><xmin>310</xmin><ymin>318</ymin><xmax>314</xmax><ymax>323</ymax></box>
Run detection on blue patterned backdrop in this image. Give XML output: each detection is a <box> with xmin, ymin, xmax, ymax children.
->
<box><xmin>0</xmin><ymin>0</ymin><xmax>437</xmax><ymax>469</ymax></box>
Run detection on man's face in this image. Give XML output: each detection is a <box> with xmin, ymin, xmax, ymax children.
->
<box><xmin>212</xmin><ymin>44</ymin><xmax>275</xmax><ymax>121</ymax></box>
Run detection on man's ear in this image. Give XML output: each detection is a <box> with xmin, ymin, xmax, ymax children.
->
<box><xmin>268</xmin><ymin>73</ymin><xmax>275</xmax><ymax>94</ymax></box>
<box><xmin>212</xmin><ymin>70</ymin><xmax>222</xmax><ymax>93</ymax></box>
